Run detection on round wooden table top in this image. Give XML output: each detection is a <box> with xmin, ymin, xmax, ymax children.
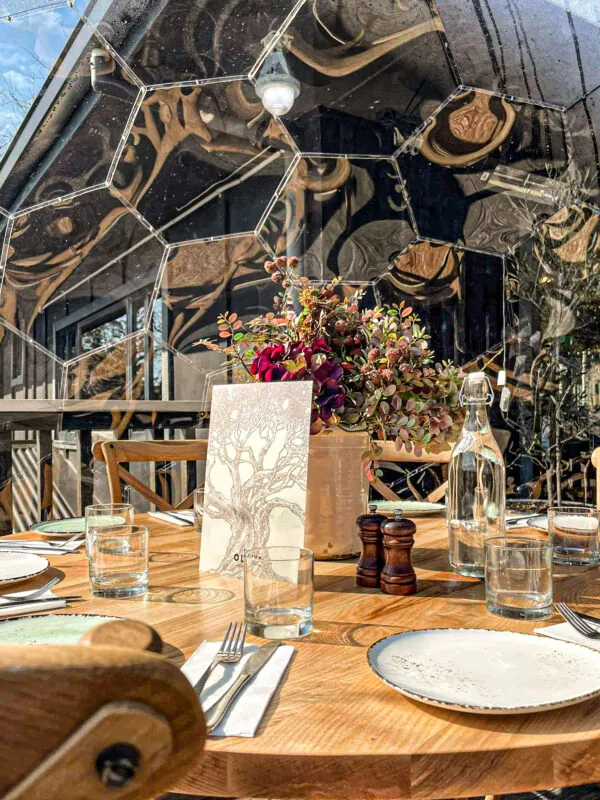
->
<box><xmin>13</xmin><ymin>515</ymin><xmax>600</xmax><ymax>800</ymax></box>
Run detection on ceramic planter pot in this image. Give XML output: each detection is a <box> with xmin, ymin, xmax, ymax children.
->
<box><xmin>305</xmin><ymin>429</ymin><xmax>370</xmax><ymax>560</ymax></box>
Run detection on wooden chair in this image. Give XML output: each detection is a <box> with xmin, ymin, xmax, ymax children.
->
<box><xmin>0</xmin><ymin>622</ymin><xmax>206</xmax><ymax>799</ymax></box>
<box><xmin>92</xmin><ymin>439</ymin><xmax>208</xmax><ymax>512</ymax></box>
<box><xmin>592</xmin><ymin>448</ymin><xmax>600</xmax><ymax>509</ymax></box>
<box><xmin>369</xmin><ymin>440</ymin><xmax>452</xmax><ymax>503</ymax></box>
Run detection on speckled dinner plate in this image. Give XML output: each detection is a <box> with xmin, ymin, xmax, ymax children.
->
<box><xmin>368</xmin><ymin>629</ymin><xmax>600</xmax><ymax>714</ymax></box>
<box><xmin>0</xmin><ymin>614</ymin><xmax>119</xmax><ymax>644</ymax></box>
<box><xmin>0</xmin><ymin>552</ymin><xmax>49</xmax><ymax>586</ymax></box>
<box><xmin>31</xmin><ymin>518</ymin><xmax>86</xmax><ymax>538</ymax></box>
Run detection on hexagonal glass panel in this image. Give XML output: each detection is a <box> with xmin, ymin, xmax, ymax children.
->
<box><xmin>92</xmin><ymin>0</ymin><xmax>302</xmax><ymax>86</ymax></box>
<box><xmin>159</xmin><ymin>234</ymin><xmax>274</xmax><ymax>361</ymax></box>
<box><xmin>568</xmin><ymin>87</ymin><xmax>600</xmax><ymax>207</ymax></box>
<box><xmin>112</xmin><ymin>80</ymin><xmax>294</xmax><ymax>244</ymax></box>
<box><xmin>0</xmin><ymin>319</ymin><xmax>62</xmax><ymax>400</ymax></box>
<box><xmin>260</xmin><ymin>156</ymin><xmax>416</xmax><ymax>281</ymax></box>
<box><xmin>436</xmin><ymin>0</ymin><xmax>600</xmax><ymax>108</ymax></box>
<box><xmin>503</xmin><ymin>202</ymin><xmax>600</xmax><ymax>489</ymax></box>
<box><xmin>375</xmin><ymin>240</ymin><xmax>504</xmax><ymax>364</ymax></box>
<box><xmin>0</xmin><ymin>19</ymin><xmax>142</xmax><ymax>213</ymax></box>
<box><xmin>397</xmin><ymin>90</ymin><xmax>570</xmax><ymax>254</ymax></box>
<box><xmin>63</xmin><ymin>330</ymin><xmax>206</xmax><ymax>401</ymax></box>
<box><xmin>1</xmin><ymin>187</ymin><xmax>166</xmax><ymax>358</ymax></box>
<box><xmin>277</xmin><ymin>0</ymin><xmax>457</xmax><ymax>155</ymax></box>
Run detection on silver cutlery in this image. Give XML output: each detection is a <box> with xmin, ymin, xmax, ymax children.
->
<box><xmin>204</xmin><ymin>641</ymin><xmax>280</xmax><ymax>734</ymax></box>
<box><xmin>194</xmin><ymin>621</ymin><xmax>247</xmax><ymax>696</ymax></box>
<box><xmin>556</xmin><ymin>602</ymin><xmax>600</xmax><ymax>639</ymax></box>
<box><xmin>0</xmin><ymin>532</ymin><xmax>84</xmax><ymax>550</ymax></box>
<box><xmin>164</xmin><ymin>511</ymin><xmax>194</xmax><ymax>525</ymax></box>
<box><xmin>0</xmin><ymin>594</ymin><xmax>84</xmax><ymax>609</ymax></box>
<box><xmin>0</xmin><ymin>577</ymin><xmax>60</xmax><ymax>604</ymax></box>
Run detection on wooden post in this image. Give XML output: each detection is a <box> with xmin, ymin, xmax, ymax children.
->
<box><xmin>36</xmin><ymin>431</ymin><xmax>52</xmax><ymax>521</ymax></box>
<box><xmin>78</xmin><ymin>430</ymin><xmax>94</xmax><ymax>515</ymax></box>
<box><xmin>0</xmin><ymin>432</ymin><xmax>12</xmax><ymax>535</ymax></box>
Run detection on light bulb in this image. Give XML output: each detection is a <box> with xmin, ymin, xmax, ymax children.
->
<box><xmin>260</xmin><ymin>81</ymin><xmax>296</xmax><ymax>116</ymax></box>
<box><xmin>255</xmin><ymin>48</ymin><xmax>300</xmax><ymax>117</ymax></box>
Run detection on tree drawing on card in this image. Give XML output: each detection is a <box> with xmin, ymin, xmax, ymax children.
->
<box><xmin>201</xmin><ymin>382</ymin><xmax>313</xmax><ymax>576</ymax></box>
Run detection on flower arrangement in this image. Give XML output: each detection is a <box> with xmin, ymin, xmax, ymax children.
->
<box><xmin>197</xmin><ymin>256</ymin><xmax>464</xmax><ymax>455</ymax></box>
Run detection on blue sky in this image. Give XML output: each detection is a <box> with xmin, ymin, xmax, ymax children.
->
<box><xmin>0</xmin><ymin>1</ymin><xmax>84</xmax><ymax>156</ymax></box>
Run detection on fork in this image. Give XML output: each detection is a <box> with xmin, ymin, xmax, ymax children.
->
<box><xmin>0</xmin><ymin>576</ymin><xmax>61</xmax><ymax>605</ymax></box>
<box><xmin>193</xmin><ymin>621</ymin><xmax>247</xmax><ymax>695</ymax></box>
<box><xmin>556</xmin><ymin>602</ymin><xmax>600</xmax><ymax>639</ymax></box>
<box><xmin>0</xmin><ymin>532</ymin><xmax>83</xmax><ymax>549</ymax></box>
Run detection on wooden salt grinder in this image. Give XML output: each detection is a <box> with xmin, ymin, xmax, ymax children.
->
<box><xmin>356</xmin><ymin>504</ymin><xmax>386</xmax><ymax>588</ymax></box>
<box><xmin>380</xmin><ymin>510</ymin><xmax>417</xmax><ymax>595</ymax></box>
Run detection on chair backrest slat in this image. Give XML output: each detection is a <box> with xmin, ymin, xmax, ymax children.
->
<box><xmin>92</xmin><ymin>439</ymin><xmax>208</xmax><ymax>510</ymax></box>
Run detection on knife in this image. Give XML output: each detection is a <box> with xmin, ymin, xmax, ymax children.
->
<box><xmin>204</xmin><ymin>641</ymin><xmax>280</xmax><ymax>733</ymax></box>
<box><xmin>0</xmin><ymin>595</ymin><xmax>83</xmax><ymax>609</ymax></box>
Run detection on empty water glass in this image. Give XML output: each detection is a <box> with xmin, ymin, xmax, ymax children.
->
<box><xmin>244</xmin><ymin>546</ymin><xmax>314</xmax><ymax>639</ymax></box>
<box><xmin>549</xmin><ymin>505</ymin><xmax>600</xmax><ymax>566</ymax></box>
<box><xmin>85</xmin><ymin>503</ymin><xmax>134</xmax><ymax>533</ymax></box>
<box><xmin>87</xmin><ymin>524</ymin><xmax>149</xmax><ymax>598</ymax></box>
<box><xmin>193</xmin><ymin>487</ymin><xmax>204</xmax><ymax>533</ymax></box>
<box><xmin>485</xmin><ymin>536</ymin><xmax>552</xmax><ymax>620</ymax></box>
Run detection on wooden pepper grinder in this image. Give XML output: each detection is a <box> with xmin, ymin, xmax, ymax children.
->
<box><xmin>356</xmin><ymin>504</ymin><xmax>386</xmax><ymax>588</ymax></box>
<box><xmin>380</xmin><ymin>510</ymin><xmax>417</xmax><ymax>595</ymax></box>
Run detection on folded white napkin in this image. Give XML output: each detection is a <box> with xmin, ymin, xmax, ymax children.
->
<box><xmin>181</xmin><ymin>640</ymin><xmax>294</xmax><ymax>737</ymax></box>
<box><xmin>535</xmin><ymin>616</ymin><xmax>600</xmax><ymax>651</ymax></box>
<box><xmin>148</xmin><ymin>511</ymin><xmax>194</xmax><ymax>527</ymax></box>
<box><xmin>0</xmin><ymin>539</ymin><xmax>83</xmax><ymax>555</ymax></box>
<box><xmin>0</xmin><ymin>590</ymin><xmax>66</xmax><ymax>618</ymax></box>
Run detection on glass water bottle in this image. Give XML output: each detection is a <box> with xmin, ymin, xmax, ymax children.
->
<box><xmin>447</xmin><ymin>372</ymin><xmax>505</xmax><ymax>577</ymax></box>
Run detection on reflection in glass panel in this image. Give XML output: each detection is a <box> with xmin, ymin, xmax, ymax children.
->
<box><xmin>375</xmin><ymin>241</ymin><xmax>504</xmax><ymax>364</ymax></box>
<box><xmin>64</xmin><ymin>330</ymin><xmax>206</xmax><ymax>402</ymax></box>
<box><xmin>0</xmin><ymin>22</ymin><xmax>140</xmax><ymax>212</ymax></box>
<box><xmin>503</xmin><ymin>202</ymin><xmax>600</xmax><ymax>501</ymax></box>
<box><xmin>113</xmin><ymin>79</ymin><xmax>294</xmax><ymax>244</ymax></box>
<box><xmin>1</xmin><ymin>188</ymin><xmax>166</xmax><ymax>356</ymax></box>
<box><xmin>397</xmin><ymin>90</ymin><xmax>569</xmax><ymax>254</ymax></box>
<box><xmin>568</xmin><ymin>87</ymin><xmax>600</xmax><ymax>207</ymax></box>
<box><xmin>96</xmin><ymin>0</ymin><xmax>301</xmax><ymax>85</ymax></box>
<box><xmin>279</xmin><ymin>0</ymin><xmax>457</xmax><ymax>155</ymax></box>
<box><xmin>436</xmin><ymin>0</ymin><xmax>600</xmax><ymax>108</ymax></box>
<box><xmin>260</xmin><ymin>156</ymin><xmax>415</xmax><ymax>281</ymax></box>
<box><xmin>0</xmin><ymin>319</ymin><xmax>60</xmax><ymax>399</ymax></box>
<box><xmin>160</xmin><ymin>234</ymin><xmax>273</xmax><ymax>366</ymax></box>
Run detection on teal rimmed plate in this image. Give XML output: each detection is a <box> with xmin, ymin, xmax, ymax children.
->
<box><xmin>31</xmin><ymin>518</ymin><xmax>86</xmax><ymax>538</ymax></box>
<box><xmin>31</xmin><ymin>515</ymin><xmax>129</xmax><ymax>538</ymax></box>
<box><xmin>0</xmin><ymin>614</ymin><xmax>119</xmax><ymax>644</ymax></box>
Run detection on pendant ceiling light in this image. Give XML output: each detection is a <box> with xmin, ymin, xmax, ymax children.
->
<box><xmin>255</xmin><ymin>40</ymin><xmax>300</xmax><ymax>117</ymax></box>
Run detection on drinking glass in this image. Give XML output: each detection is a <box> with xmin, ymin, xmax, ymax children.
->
<box><xmin>484</xmin><ymin>536</ymin><xmax>552</xmax><ymax>620</ymax></box>
<box><xmin>244</xmin><ymin>546</ymin><xmax>314</xmax><ymax>639</ymax></box>
<box><xmin>85</xmin><ymin>503</ymin><xmax>134</xmax><ymax>533</ymax></box>
<box><xmin>87</xmin><ymin>524</ymin><xmax>149</xmax><ymax>597</ymax></box>
<box><xmin>549</xmin><ymin>505</ymin><xmax>600</xmax><ymax>566</ymax></box>
<box><xmin>193</xmin><ymin>487</ymin><xmax>204</xmax><ymax>533</ymax></box>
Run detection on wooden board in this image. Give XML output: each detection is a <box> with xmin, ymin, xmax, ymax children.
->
<box><xmin>10</xmin><ymin>516</ymin><xmax>600</xmax><ymax>800</ymax></box>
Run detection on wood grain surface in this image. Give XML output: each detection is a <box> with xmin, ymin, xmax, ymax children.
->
<box><xmin>9</xmin><ymin>516</ymin><xmax>600</xmax><ymax>800</ymax></box>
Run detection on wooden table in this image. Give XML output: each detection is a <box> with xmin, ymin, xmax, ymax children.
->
<box><xmin>12</xmin><ymin>516</ymin><xmax>600</xmax><ymax>800</ymax></box>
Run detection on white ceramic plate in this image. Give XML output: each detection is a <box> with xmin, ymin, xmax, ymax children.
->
<box><xmin>31</xmin><ymin>518</ymin><xmax>86</xmax><ymax>538</ymax></box>
<box><xmin>0</xmin><ymin>553</ymin><xmax>49</xmax><ymax>587</ymax></box>
<box><xmin>373</xmin><ymin>500</ymin><xmax>445</xmax><ymax>517</ymax></box>
<box><xmin>367</xmin><ymin>629</ymin><xmax>600</xmax><ymax>714</ymax></box>
<box><xmin>527</xmin><ymin>515</ymin><xmax>549</xmax><ymax>531</ymax></box>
